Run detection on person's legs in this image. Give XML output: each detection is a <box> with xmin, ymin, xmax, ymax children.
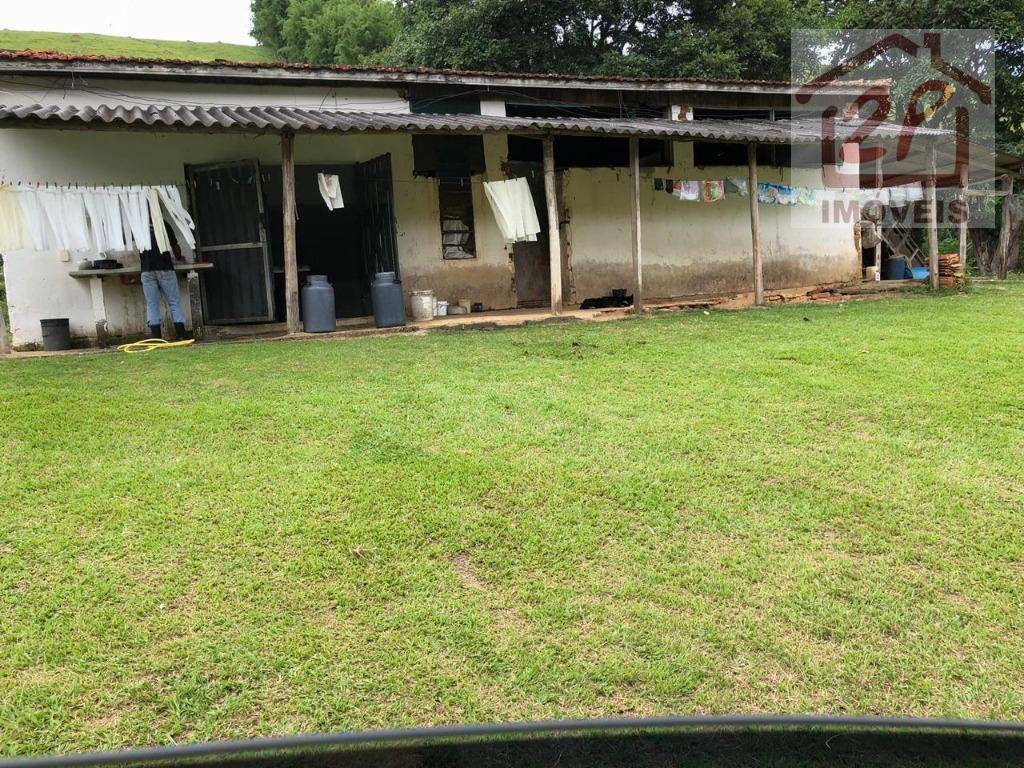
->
<box><xmin>140</xmin><ymin>271</ymin><xmax>163</xmax><ymax>337</ymax></box>
<box><xmin>155</xmin><ymin>270</ymin><xmax>188</xmax><ymax>339</ymax></box>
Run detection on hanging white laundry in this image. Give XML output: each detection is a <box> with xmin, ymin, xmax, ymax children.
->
<box><xmin>35</xmin><ymin>189</ymin><xmax>90</xmax><ymax>251</ymax></box>
<box><xmin>82</xmin><ymin>190</ymin><xmax>111</xmax><ymax>252</ymax></box>
<box><xmin>156</xmin><ymin>186</ymin><xmax>196</xmax><ymax>249</ymax></box>
<box><xmin>0</xmin><ymin>186</ymin><xmax>29</xmax><ymax>251</ymax></box>
<box><xmin>63</xmin><ymin>190</ymin><xmax>93</xmax><ymax>251</ymax></box>
<box><xmin>904</xmin><ymin>183</ymin><xmax>925</xmax><ymax>202</ymax></box>
<box><xmin>118</xmin><ymin>189</ymin><xmax>151</xmax><ymax>252</ymax></box>
<box><xmin>100</xmin><ymin>190</ymin><xmax>126</xmax><ymax>252</ymax></box>
<box><xmin>317</xmin><ymin>173</ymin><xmax>344</xmax><ymax>211</ymax></box>
<box><xmin>482</xmin><ymin>178</ymin><xmax>541</xmax><ymax>243</ymax></box>
<box><xmin>16</xmin><ymin>190</ymin><xmax>50</xmax><ymax>251</ymax></box>
<box><xmin>147</xmin><ymin>187</ymin><xmax>173</xmax><ymax>254</ymax></box>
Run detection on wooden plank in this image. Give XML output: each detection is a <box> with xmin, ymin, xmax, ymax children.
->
<box><xmin>958</xmin><ymin>162</ymin><xmax>968</xmax><ymax>273</ymax></box>
<box><xmin>874</xmin><ymin>159</ymin><xmax>883</xmax><ymax>271</ymax></box>
<box><xmin>927</xmin><ymin>141</ymin><xmax>940</xmax><ymax>290</ymax></box>
<box><xmin>995</xmin><ymin>173</ymin><xmax>1015</xmax><ymax>279</ymax></box>
<box><xmin>747</xmin><ymin>143</ymin><xmax>764</xmax><ymax>305</ymax></box>
<box><xmin>542</xmin><ymin>136</ymin><xmax>563</xmax><ymax>313</ymax></box>
<box><xmin>281</xmin><ymin>131</ymin><xmax>300</xmax><ymax>333</ymax></box>
<box><xmin>186</xmin><ymin>269</ymin><xmax>205</xmax><ymax>341</ymax></box>
<box><xmin>629</xmin><ymin>137</ymin><xmax>643</xmax><ymax>311</ymax></box>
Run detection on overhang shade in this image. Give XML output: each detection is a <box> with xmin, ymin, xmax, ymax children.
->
<box><xmin>0</xmin><ymin>104</ymin><xmax>945</xmax><ymax>145</ymax></box>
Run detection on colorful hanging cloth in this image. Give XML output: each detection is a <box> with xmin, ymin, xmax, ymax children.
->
<box><xmin>675</xmin><ymin>180</ymin><xmax>700</xmax><ymax>201</ymax></box>
<box><xmin>702</xmin><ymin>180</ymin><xmax>726</xmax><ymax>203</ymax></box>
<box><xmin>724</xmin><ymin>178</ymin><xmax>748</xmax><ymax>197</ymax></box>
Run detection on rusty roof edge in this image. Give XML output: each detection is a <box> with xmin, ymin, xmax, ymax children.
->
<box><xmin>0</xmin><ymin>51</ymin><xmax>879</xmax><ymax>95</ymax></box>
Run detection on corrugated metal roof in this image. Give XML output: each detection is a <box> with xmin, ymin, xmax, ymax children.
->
<box><xmin>0</xmin><ymin>103</ymin><xmax>942</xmax><ymax>144</ymax></box>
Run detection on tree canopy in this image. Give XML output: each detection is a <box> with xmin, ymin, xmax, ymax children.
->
<box><xmin>249</xmin><ymin>0</ymin><xmax>1024</xmax><ymax>150</ymax></box>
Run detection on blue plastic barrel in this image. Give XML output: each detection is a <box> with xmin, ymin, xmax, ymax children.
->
<box><xmin>883</xmin><ymin>257</ymin><xmax>906</xmax><ymax>280</ymax></box>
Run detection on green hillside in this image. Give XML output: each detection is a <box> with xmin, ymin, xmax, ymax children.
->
<box><xmin>0</xmin><ymin>29</ymin><xmax>274</xmax><ymax>63</ymax></box>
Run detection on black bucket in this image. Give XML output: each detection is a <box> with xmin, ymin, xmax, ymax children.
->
<box><xmin>40</xmin><ymin>318</ymin><xmax>71</xmax><ymax>352</ymax></box>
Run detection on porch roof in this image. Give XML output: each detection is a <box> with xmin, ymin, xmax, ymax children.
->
<box><xmin>0</xmin><ymin>103</ymin><xmax>944</xmax><ymax>145</ymax></box>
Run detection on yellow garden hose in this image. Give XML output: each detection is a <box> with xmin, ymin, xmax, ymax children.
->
<box><xmin>117</xmin><ymin>337</ymin><xmax>195</xmax><ymax>354</ymax></box>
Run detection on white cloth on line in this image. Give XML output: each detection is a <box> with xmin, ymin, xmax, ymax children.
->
<box><xmin>0</xmin><ymin>187</ymin><xmax>29</xmax><ymax>251</ymax></box>
<box><xmin>317</xmin><ymin>173</ymin><xmax>344</xmax><ymax>210</ymax></box>
<box><xmin>156</xmin><ymin>185</ymin><xmax>196</xmax><ymax>249</ymax></box>
<box><xmin>16</xmin><ymin>190</ymin><xmax>49</xmax><ymax>251</ymax></box>
<box><xmin>483</xmin><ymin>177</ymin><xmax>541</xmax><ymax>243</ymax></box>
<box><xmin>119</xmin><ymin>188</ymin><xmax>152</xmax><ymax>252</ymax></box>
<box><xmin>148</xmin><ymin>187</ymin><xmax>173</xmax><ymax>254</ymax></box>
<box><xmin>100</xmin><ymin>190</ymin><xmax>127</xmax><ymax>251</ymax></box>
<box><xmin>82</xmin><ymin>190</ymin><xmax>110</xmax><ymax>252</ymax></box>
<box><xmin>35</xmin><ymin>189</ymin><xmax>91</xmax><ymax>251</ymax></box>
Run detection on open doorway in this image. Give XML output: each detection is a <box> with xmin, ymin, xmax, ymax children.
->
<box><xmin>263</xmin><ymin>164</ymin><xmax>369</xmax><ymax>319</ymax></box>
<box><xmin>507</xmin><ymin>161</ymin><xmax>550</xmax><ymax>308</ymax></box>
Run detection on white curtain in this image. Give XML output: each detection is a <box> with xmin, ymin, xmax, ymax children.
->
<box><xmin>483</xmin><ymin>177</ymin><xmax>541</xmax><ymax>243</ymax></box>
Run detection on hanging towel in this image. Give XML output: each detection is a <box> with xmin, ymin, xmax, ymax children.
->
<box><xmin>702</xmin><ymin>180</ymin><xmax>726</xmax><ymax>203</ymax></box>
<box><xmin>119</xmin><ymin>188</ymin><xmax>152</xmax><ymax>252</ymax></box>
<box><xmin>147</xmin><ymin>187</ymin><xmax>172</xmax><ymax>254</ymax></box>
<box><xmin>317</xmin><ymin>173</ymin><xmax>344</xmax><ymax>211</ymax></box>
<box><xmin>16</xmin><ymin>189</ymin><xmax>49</xmax><ymax>250</ymax></box>
<box><xmin>675</xmin><ymin>180</ymin><xmax>700</xmax><ymax>201</ymax></box>
<box><xmin>797</xmin><ymin>187</ymin><xmax>817</xmax><ymax>206</ymax></box>
<box><xmin>156</xmin><ymin>186</ymin><xmax>196</xmax><ymax>249</ymax></box>
<box><xmin>483</xmin><ymin>177</ymin><xmax>541</xmax><ymax>243</ymax></box>
<box><xmin>99</xmin><ymin>190</ymin><xmax>126</xmax><ymax>251</ymax></box>
<box><xmin>724</xmin><ymin>178</ymin><xmax>748</xmax><ymax>197</ymax></box>
<box><xmin>0</xmin><ymin>186</ymin><xmax>29</xmax><ymax>251</ymax></box>
<box><xmin>82</xmin><ymin>190</ymin><xmax>112</xmax><ymax>252</ymax></box>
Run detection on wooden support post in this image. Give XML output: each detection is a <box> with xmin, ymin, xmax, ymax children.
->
<box><xmin>186</xmin><ymin>269</ymin><xmax>204</xmax><ymax>341</ymax></box>
<box><xmin>542</xmin><ymin>136</ymin><xmax>563</xmax><ymax>313</ymax></box>
<box><xmin>629</xmin><ymin>137</ymin><xmax>643</xmax><ymax>312</ymax></box>
<box><xmin>874</xmin><ymin>158</ymin><xmax>883</xmax><ymax>272</ymax></box>
<box><xmin>957</xmin><ymin>162</ymin><xmax>969</xmax><ymax>275</ymax></box>
<box><xmin>281</xmin><ymin>131</ymin><xmax>300</xmax><ymax>333</ymax></box>
<box><xmin>995</xmin><ymin>173</ymin><xmax>1015</xmax><ymax>279</ymax></box>
<box><xmin>926</xmin><ymin>141</ymin><xmax>940</xmax><ymax>290</ymax></box>
<box><xmin>747</xmin><ymin>143</ymin><xmax>764</xmax><ymax>306</ymax></box>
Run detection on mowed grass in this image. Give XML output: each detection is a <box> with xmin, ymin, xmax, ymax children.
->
<box><xmin>1</xmin><ymin>282</ymin><xmax>1023</xmax><ymax>756</ymax></box>
<box><xmin>0</xmin><ymin>29</ymin><xmax>273</xmax><ymax>63</ymax></box>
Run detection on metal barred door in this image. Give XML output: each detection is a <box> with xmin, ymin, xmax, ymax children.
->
<box><xmin>354</xmin><ymin>154</ymin><xmax>400</xmax><ymax>279</ymax></box>
<box><xmin>186</xmin><ymin>160</ymin><xmax>275</xmax><ymax>324</ymax></box>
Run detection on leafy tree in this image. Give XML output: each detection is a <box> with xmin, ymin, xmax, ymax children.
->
<box><xmin>251</xmin><ymin>0</ymin><xmax>397</xmax><ymax>65</ymax></box>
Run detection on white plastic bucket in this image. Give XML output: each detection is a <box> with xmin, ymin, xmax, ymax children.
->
<box><xmin>435</xmin><ymin>300</ymin><xmax>449</xmax><ymax>317</ymax></box>
<box><xmin>410</xmin><ymin>290</ymin><xmax>434</xmax><ymax>321</ymax></box>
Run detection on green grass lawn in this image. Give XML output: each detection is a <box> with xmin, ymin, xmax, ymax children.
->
<box><xmin>1</xmin><ymin>282</ymin><xmax>1023</xmax><ymax>756</ymax></box>
<box><xmin>0</xmin><ymin>29</ymin><xmax>273</xmax><ymax>63</ymax></box>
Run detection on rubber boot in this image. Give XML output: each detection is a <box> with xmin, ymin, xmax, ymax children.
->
<box><xmin>174</xmin><ymin>322</ymin><xmax>189</xmax><ymax>341</ymax></box>
<box><xmin>148</xmin><ymin>324</ymin><xmax>163</xmax><ymax>340</ymax></box>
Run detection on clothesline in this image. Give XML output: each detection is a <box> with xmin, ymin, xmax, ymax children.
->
<box><xmin>0</xmin><ymin>183</ymin><xmax>196</xmax><ymax>255</ymax></box>
<box><xmin>0</xmin><ymin>175</ymin><xmax>189</xmax><ymax>190</ymax></box>
<box><xmin>653</xmin><ymin>176</ymin><xmax>930</xmax><ymax>207</ymax></box>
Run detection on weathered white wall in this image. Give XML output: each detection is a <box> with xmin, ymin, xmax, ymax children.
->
<box><xmin>561</xmin><ymin>142</ymin><xmax>858</xmax><ymax>303</ymax></box>
<box><xmin>0</xmin><ymin>74</ymin><xmax>858</xmax><ymax>346</ymax></box>
<box><xmin>0</xmin><ymin>126</ymin><xmax>514</xmax><ymax>346</ymax></box>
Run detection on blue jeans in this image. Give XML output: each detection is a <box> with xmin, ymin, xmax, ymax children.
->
<box><xmin>141</xmin><ymin>270</ymin><xmax>186</xmax><ymax>326</ymax></box>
